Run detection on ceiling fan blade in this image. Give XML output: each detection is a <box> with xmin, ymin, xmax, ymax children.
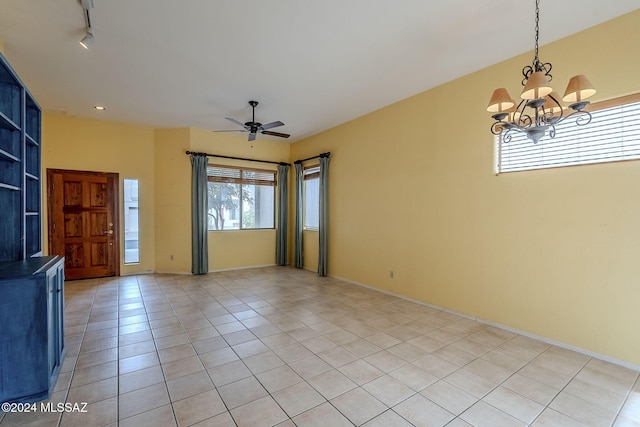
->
<box><xmin>261</xmin><ymin>130</ymin><xmax>290</xmax><ymax>138</ymax></box>
<box><xmin>248</xmin><ymin>132</ymin><xmax>257</xmax><ymax>142</ymax></box>
<box><xmin>213</xmin><ymin>129</ymin><xmax>248</xmax><ymax>133</ymax></box>
<box><xmin>260</xmin><ymin>120</ymin><xmax>284</xmax><ymax>130</ymax></box>
<box><xmin>226</xmin><ymin>117</ymin><xmax>250</xmax><ymax>129</ymax></box>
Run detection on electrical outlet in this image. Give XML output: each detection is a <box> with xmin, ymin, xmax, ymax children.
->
<box><xmin>170</xmin><ymin>255</ymin><xmax>174</xmax><ymax>261</ymax></box>
<box><xmin>390</xmin><ymin>270</ymin><xmax>394</xmax><ymax>279</ymax></box>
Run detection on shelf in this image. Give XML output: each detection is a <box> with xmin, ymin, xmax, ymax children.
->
<box><xmin>0</xmin><ymin>127</ymin><xmax>21</xmax><ymax>158</ymax></box>
<box><xmin>0</xmin><ymin>153</ymin><xmax>22</xmax><ymax>188</ymax></box>
<box><xmin>0</xmin><ymin>111</ymin><xmax>20</xmax><ymax>132</ymax></box>
<box><xmin>0</xmin><ymin>256</ymin><xmax>58</xmax><ymax>277</ymax></box>
<box><xmin>25</xmin><ymin>178</ymin><xmax>40</xmax><ymax>213</ymax></box>
<box><xmin>25</xmin><ymin>141</ymin><xmax>39</xmax><ymax>177</ymax></box>
<box><xmin>25</xmin><ymin>96</ymin><xmax>40</xmax><ymax>141</ymax></box>
<box><xmin>0</xmin><ymin>183</ymin><xmax>20</xmax><ymax>191</ymax></box>
<box><xmin>26</xmin><ymin>133</ymin><xmax>39</xmax><ymax>147</ymax></box>
<box><xmin>0</xmin><ymin>53</ymin><xmax>42</xmax><ymax>262</ymax></box>
<box><xmin>0</xmin><ymin>188</ymin><xmax>21</xmax><ymax>262</ymax></box>
<box><xmin>0</xmin><ymin>148</ymin><xmax>19</xmax><ymax>162</ymax></box>
<box><xmin>25</xmin><ymin>214</ymin><xmax>41</xmax><ymax>256</ymax></box>
<box><xmin>0</xmin><ymin>83</ymin><xmax>20</xmax><ymax>127</ymax></box>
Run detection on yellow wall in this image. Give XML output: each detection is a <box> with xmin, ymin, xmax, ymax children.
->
<box><xmin>191</xmin><ymin>128</ymin><xmax>290</xmax><ymax>271</ymax></box>
<box><xmin>291</xmin><ymin>10</ymin><xmax>640</xmax><ymax>365</ymax></box>
<box><xmin>301</xmin><ymin>230</ymin><xmax>319</xmax><ymax>272</ymax></box>
<box><xmin>42</xmin><ymin>113</ymin><xmax>156</xmax><ymax>275</ymax></box>
<box><xmin>154</xmin><ymin>127</ymin><xmax>290</xmax><ymax>272</ymax></box>
<box><xmin>41</xmin><ymin>115</ymin><xmax>291</xmax><ymax>276</ymax></box>
<box><xmin>153</xmin><ymin>128</ymin><xmax>191</xmax><ymax>273</ymax></box>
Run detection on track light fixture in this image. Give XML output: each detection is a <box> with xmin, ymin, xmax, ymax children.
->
<box><xmin>487</xmin><ymin>0</ymin><xmax>596</xmax><ymax>144</ymax></box>
<box><xmin>79</xmin><ymin>0</ymin><xmax>95</xmax><ymax>49</ymax></box>
<box><xmin>80</xmin><ymin>32</ymin><xmax>94</xmax><ymax>49</ymax></box>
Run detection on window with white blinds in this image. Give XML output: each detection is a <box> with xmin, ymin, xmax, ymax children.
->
<box><xmin>207</xmin><ymin>166</ymin><xmax>276</xmax><ymax>186</ymax></box>
<box><xmin>206</xmin><ymin>165</ymin><xmax>276</xmax><ymax>230</ymax></box>
<box><xmin>497</xmin><ymin>94</ymin><xmax>640</xmax><ymax>173</ymax></box>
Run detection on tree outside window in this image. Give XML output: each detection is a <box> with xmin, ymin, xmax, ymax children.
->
<box><xmin>206</xmin><ymin>166</ymin><xmax>275</xmax><ymax>230</ymax></box>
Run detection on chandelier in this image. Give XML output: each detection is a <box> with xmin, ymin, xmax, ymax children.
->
<box><xmin>487</xmin><ymin>0</ymin><xmax>596</xmax><ymax>144</ymax></box>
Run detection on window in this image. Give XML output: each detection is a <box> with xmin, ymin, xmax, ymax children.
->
<box><xmin>123</xmin><ymin>179</ymin><xmax>140</xmax><ymax>264</ymax></box>
<box><xmin>207</xmin><ymin>165</ymin><xmax>275</xmax><ymax>230</ymax></box>
<box><xmin>304</xmin><ymin>165</ymin><xmax>319</xmax><ymax>229</ymax></box>
<box><xmin>497</xmin><ymin>93</ymin><xmax>640</xmax><ymax>173</ymax></box>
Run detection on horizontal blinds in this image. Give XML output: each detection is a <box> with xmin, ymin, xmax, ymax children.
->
<box><xmin>304</xmin><ymin>166</ymin><xmax>320</xmax><ymax>181</ymax></box>
<box><xmin>499</xmin><ymin>100</ymin><xmax>640</xmax><ymax>173</ymax></box>
<box><xmin>207</xmin><ymin>165</ymin><xmax>276</xmax><ymax>186</ymax></box>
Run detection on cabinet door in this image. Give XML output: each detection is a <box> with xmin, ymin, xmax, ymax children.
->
<box><xmin>46</xmin><ymin>259</ymin><xmax>65</xmax><ymax>381</ymax></box>
<box><xmin>46</xmin><ymin>269</ymin><xmax>58</xmax><ymax>378</ymax></box>
<box><xmin>0</xmin><ymin>277</ymin><xmax>48</xmax><ymax>403</ymax></box>
<box><xmin>55</xmin><ymin>261</ymin><xmax>65</xmax><ymax>358</ymax></box>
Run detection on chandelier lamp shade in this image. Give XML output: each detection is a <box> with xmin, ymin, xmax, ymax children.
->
<box><xmin>487</xmin><ymin>0</ymin><xmax>596</xmax><ymax>144</ymax></box>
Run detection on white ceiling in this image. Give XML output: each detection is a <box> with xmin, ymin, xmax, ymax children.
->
<box><xmin>0</xmin><ymin>1</ymin><xmax>637</xmax><ymax>142</ymax></box>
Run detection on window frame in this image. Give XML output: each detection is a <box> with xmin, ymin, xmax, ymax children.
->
<box><xmin>496</xmin><ymin>92</ymin><xmax>640</xmax><ymax>174</ymax></box>
<box><xmin>123</xmin><ymin>178</ymin><xmax>140</xmax><ymax>264</ymax></box>
<box><xmin>303</xmin><ymin>164</ymin><xmax>320</xmax><ymax>231</ymax></box>
<box><xmin>206</xmin><ymin>164</ymin><xmax>277</xmax><ymax>231</ymax></box>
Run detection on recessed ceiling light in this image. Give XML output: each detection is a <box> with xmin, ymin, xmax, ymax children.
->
<box><xmin>94</xmin><ymin>105</ymin><xmax>106</xmax><ymax>110</ymax></box>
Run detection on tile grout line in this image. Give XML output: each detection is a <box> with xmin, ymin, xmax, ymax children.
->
<box><xmin>150</xmin><ymin>276</ymin><xmax>183</xmax><ymax>427</ymax></box>
<box><xmin>610</xmin><ymin>367</ymin><xmax>640</xmax><ymax>426</ymax></box>
<box><xmin>57</xmin><ymin>280</ymin><xmax>99</xmax><ymax>427</ymax></box>
<box><xmin>37</xmin><ymin>268</ymin><xmax>640</xmax><ymax>427</ymax></box>
<box><xmin>117</xmin><ymin>275</ymin><xmax>176</xmax><ymax>425</ymax></box>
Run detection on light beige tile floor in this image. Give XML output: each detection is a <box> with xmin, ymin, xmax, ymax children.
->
<box><xmin>1</xmin><ymin>266</ymin><xmax>639</xmax><ymax>426</ymax></box>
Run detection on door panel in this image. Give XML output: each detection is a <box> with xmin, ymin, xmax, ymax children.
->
<box><xmin>64</xmin><ymin>213</ymin><xmax>83</xmax><ymax>237</ymax></box>
<box><xmin>48</xmin><ymin>169</ymin><xmax>120</xmax><ymax>280</ymax></box>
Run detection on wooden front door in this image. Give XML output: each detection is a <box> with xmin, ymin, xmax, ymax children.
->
<box><xmin>47</xmin><ymin>169</ymin><xmax>120</xmax><ymax>280</ymax></box>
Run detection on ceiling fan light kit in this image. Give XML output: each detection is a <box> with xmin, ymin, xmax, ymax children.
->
<box><xmin>487</xmin><ymin>0</ymin><xmax>596</xmax><ymax>144</ymax></box>
<box><xmin>217</xmin><ymin>100</ymin><xmax>291</xmax><ymax>143</ymax></box>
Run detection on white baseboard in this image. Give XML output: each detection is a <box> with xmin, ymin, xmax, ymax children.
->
<box><xmin>152</xmin><ymin>270</ymin><xmax>191</xmax><ymax>275</ymax></box>
<box><xmin>120</xmin><ymin>270</ymin><xmax>155</xmax><ymax>277</ymax></box>
<box><xmin>209</xmin><ymin>263</ymin><xmax>277</xmax><ymax>273</ymax></box>
<box><xmin>148</xmin><ymin>264</ymin><xmax>278</xmax><ymax>275</ymax></box>
<box><xmin>330</xmin><ymin>273</ymin><xmax>640</xmax><ymax>372</ymax></box>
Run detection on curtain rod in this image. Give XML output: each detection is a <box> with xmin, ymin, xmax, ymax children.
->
<box><xmin>294</xmin><ymin>152</ymin><xmax>331</xmax><ymax>164</ymax></box>
<box><xmin>186</xmin><ymin>151</ymin><xmax>290</xmax><ymax>166</ymax></box>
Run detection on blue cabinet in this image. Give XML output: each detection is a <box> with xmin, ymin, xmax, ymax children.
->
<box><xmin>0</xmin><ymin>256</ymin><xmax>65</xmax><ymax>403</ymax></box>
<box><xmin>0</xmin><ymin>49</ymin><xmax>62</xmax><ymax>404</ymax></box>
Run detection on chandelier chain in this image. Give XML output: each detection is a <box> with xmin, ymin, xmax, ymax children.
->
<box><xmin>522</xmin><ymin>0</ymin><xmax>551</xmax><ymax>82</ymax></box>
<box><xmin>534</xmin><ymin>0</ymin><xmax>540</xmax><ymax>67</ymax></box>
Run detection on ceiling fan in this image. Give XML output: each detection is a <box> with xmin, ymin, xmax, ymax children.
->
<box><xmin>217</xmin><ymin>101</ymin><xmax>290</xmax><ymax>141</ymax></box>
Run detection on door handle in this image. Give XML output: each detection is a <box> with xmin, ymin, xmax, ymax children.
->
<box><xmin>104</xmin><ymin>230</ymin><xmax>113</xmax><ymax>235</ymax></box>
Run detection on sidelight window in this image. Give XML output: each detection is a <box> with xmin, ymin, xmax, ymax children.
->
<box><xmin>123</xmin><ymin>178</ymin><xmax>140</xmax><ymax>264</ymax></box>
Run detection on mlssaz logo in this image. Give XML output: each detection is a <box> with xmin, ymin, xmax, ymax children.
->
<box><xmin>40</xmin><ymin>402</ymin><xmax>88</xmax><ymax>413</ymax></box>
